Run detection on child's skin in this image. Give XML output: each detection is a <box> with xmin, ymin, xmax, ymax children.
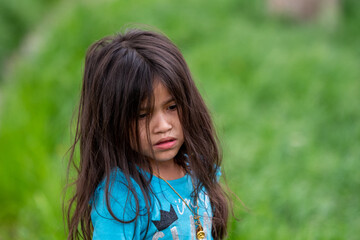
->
<box><xmin>135</xmin><ymin>79</ymin><xmax>185</xmax><ymax>180</ymax></box>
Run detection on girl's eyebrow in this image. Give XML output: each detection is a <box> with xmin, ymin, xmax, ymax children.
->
<box><xmin>139</xmin><ymin>106</ymin><xmax>149</xmax><ymax>111</ymax></box>
<box><xmin>162</xmin><ymin>97</ymin><xmax>175</xmax><ymax>105</ymax></box>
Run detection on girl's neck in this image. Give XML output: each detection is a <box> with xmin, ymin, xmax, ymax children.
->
<box><xmin>151</xmin><ymin>159</ymin><xmax>185</xmax><ymax>180</ymax></box>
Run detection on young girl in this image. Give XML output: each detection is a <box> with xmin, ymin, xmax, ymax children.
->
<box><xmin>66</xmin><ymin>28</ymin><xmax>229</xmax><ymax>240</ymax></box>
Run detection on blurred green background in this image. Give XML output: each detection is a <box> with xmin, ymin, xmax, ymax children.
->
<box><xmin>0</xmin><ymin>0</ymin><xmax>359</xmax><ymax>239</ymax></box>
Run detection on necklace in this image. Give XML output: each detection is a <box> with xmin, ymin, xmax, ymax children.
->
<box><xmin>156</xmin><ymin>174</ymin><xmax>205</xmax><ymax>239</ymax></box>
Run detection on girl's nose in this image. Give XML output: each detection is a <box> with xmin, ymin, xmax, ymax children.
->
<box><xmin>152</xmin><ymin>113</ymin><xmax>172</xmax><ymax>133</ymax></box>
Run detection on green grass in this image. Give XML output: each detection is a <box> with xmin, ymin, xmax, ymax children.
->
<box><xmin>0</xmin><ymin>0</ymin><xmax>359</xmax><ymax>239</ymax></box>
<box><xmin>0</xmin><ymin>0</ymin><xmax>60</xmax><ymax>76</ymax></box>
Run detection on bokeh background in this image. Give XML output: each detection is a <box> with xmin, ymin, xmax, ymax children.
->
<box><xmin>0</xmin><ymin>0</ymin><xmax>359</xmax><ymax>239</ymax></box>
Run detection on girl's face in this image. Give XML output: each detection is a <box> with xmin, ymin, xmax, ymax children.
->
<box><xmin>134</xmin><ymin>81</ymin><xmax>184</xmax><ymax>165</ymax></box>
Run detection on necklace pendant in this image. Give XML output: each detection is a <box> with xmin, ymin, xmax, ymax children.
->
<box><xmin>196</xmin><ymin>225</ymin><xmax>205</xmax><ymax>239</ymax></box>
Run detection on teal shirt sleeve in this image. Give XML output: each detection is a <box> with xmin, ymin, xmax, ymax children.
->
<box><xmin>216</xmin><ymin>166</ymin><xmax>221</xmax><ymax>181</ymax></box>
<box><xmin>91</xmin><ymin>171</ymin><xmax>146</xmax><ymax>240</ymax></box>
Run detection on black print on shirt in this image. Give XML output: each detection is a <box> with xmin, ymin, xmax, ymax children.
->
<box><xmin>152</xmin><ymin>205</ymin><xmax>178</xmax><ymax>231</ymax></box>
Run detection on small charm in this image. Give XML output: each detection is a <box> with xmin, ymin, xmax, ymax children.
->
<box><xmin>196</xmin><ymin>225</ymin><xmax>205</xmax><ymax>239</ymax></box>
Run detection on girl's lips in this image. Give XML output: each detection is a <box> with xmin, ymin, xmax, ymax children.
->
<box><xmin>154</xmin><ymin>138</ymin><xmax>177</xmax><ymax>150</ymax></box>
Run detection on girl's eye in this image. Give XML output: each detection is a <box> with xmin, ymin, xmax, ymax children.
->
<box><xmin>168</xmin><ymin>104</ymin><xmax>177</xmax><ymax>110</ymax></box>
<box><xmin>138</xmin><ymin>113</ymin><xmax>148</xmax><ymax>119</ymax></box>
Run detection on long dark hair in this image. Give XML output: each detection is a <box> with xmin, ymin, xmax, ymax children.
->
<box><xmin>65</xmin><ymin>29</ymin><xmax>229</xmax><ymax>239</ymax></box>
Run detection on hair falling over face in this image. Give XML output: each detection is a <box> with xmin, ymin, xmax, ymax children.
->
<box><xmin>65</xmin><ymin>29</ymin><xmax>230</xmax><ymax>240</ymax></box>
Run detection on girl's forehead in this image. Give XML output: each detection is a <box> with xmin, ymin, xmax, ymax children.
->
<box><xmin>140</xmin><ymin>80</ymin><xmax>174</xmax><ymax>108</ymax></box>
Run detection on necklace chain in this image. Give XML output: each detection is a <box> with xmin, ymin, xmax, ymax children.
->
<box><xmin>156</xmin><ymin>174</ymin><xmax>197</xmax><ymax>216</ymax></box>
<box><xmin>155</xmin><ymin>174</ymin><xmax>205</xmax><ymax>239</ymax></box>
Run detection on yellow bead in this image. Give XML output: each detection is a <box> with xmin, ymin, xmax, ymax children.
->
<box><xmin>196</xmin><ymin>226</ymin><xmax>205</xmax><ymax>239</ymax></box>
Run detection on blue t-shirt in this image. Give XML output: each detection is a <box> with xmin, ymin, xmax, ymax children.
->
<box><xmin>91</xmin><ymin>169</ymin><xmax>217</xmax><ymax>239</ymax></box>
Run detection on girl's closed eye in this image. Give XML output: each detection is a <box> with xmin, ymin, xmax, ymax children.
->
<box><xmin>168</xmin><ymin>104</ymin><xmax>177</xmax><ymax>111</ymax></box>
<box><xmin>138</xmin><ymin>112</ymin><xmax>149</xmax><ymax>119</ymax></box>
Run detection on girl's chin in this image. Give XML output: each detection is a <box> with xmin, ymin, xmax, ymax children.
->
<box><xmin>151</xmin><ymin>157</ymin><xmax>175</xmax><ymax>163</ymax></box>
<box><xmin>147</xmin><ymin>150</ymin><xmax>179</xmax><ymax>162</ymax></box>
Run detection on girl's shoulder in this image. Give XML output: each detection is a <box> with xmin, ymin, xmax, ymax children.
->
<box><xmin>95</xmin><ymin>168</ymin><xmax>140</xmax><ymax>192</ymax></box>
<box><xmin>91</xmin><ymin>168</ymin><xmax>147</xmax><ymax>222</ymax></box>
<box><xmin>91</xmin><ymin>168</ymin><xmax>151</xmax><ymax>239</ymax></box>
